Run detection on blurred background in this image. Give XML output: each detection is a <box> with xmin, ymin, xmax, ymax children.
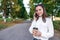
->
<box><xmin>0</xmin><ymin>0</ymin><xmax>60</xmax><ymax>32</ymax></box>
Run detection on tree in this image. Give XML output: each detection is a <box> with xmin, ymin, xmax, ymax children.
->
<box><xmin>29</xmin><ymin>0</ymin><xmax>34</xmax><ymax>18</ymax></box>
<box><xmin>43</xmin><ymin>0</ymin><xmax>56</xmax><ymax>16</ymax></box>
<box><xmin>55</xmin><ymin>0</ymin><xmax>60</xmax><ymax>17</ymax></box>
<box><xmin>2</xmin><ymin>0</ymin><xmax>7</xmax><ymax>18</ymax></box>
<box><xmin>18</xmin><ymin>0</ymin><xmax>28</xmax><ymax>19</ymax></box>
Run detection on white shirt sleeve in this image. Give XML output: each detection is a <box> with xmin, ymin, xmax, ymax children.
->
<box><xmin>29</xmin><ymin>20</ymin><xmax>35</xmax><ymax>34</ymax></box>
<box><xmin>41</xmin><ymin>18</ymin><xmax>54</xmax><ymax>38</ymax></box>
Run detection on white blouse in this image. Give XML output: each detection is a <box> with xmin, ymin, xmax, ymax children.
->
<box><xmin>29</xmin><ymin>17</ymin><xmax>54</xmax><ymax>40</ymax></box>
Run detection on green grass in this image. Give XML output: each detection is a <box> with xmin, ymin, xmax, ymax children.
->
<box><xmin>6</xmin><ymin>18</ymin><xmax>13</xmax><ymax>22</ymax></box>
<box><xmin>0</xmin><ymin>18</ymin><xmax>24</xmax><ymax>30</ymax></box>
<box><xmin>0</xmin><ymin>18</ymin><xmax>13</xmax><ymax>22</ymax></box>
<box><xmin>53</xmin><ymin>21</ymin><xmax>60</xmax><ymax>31</ymax></box>
<box><xmin>0</xmin><ymin>24</ymin><xmax>7</xmax><ymax>30</ymax></box>
<box><xmin>0</xmin><ymin>18</ymin><xmax>3</xmax><ymax>21</ymax></box>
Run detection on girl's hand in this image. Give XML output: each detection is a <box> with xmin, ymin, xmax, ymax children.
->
<box><xmin>32</xmin><ymin>29</ymin><xmax>38</xmax><ymax>36</ymax></box>
<box><xmin>36</xmin><ymin>31</ymin><xmax>41</xmax><ymax>37</ymax></box>
<box><xmin>32</xmin><ymin>30</ymin><xmax>42</xmax><ymax>37</ymax></box>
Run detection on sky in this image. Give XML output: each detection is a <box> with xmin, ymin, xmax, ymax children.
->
<box><xmin>23</xmin><ymin>0</ymin><xmax>30</xmax><ymax>15</ymax></box>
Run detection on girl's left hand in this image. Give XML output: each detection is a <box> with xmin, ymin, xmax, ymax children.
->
<box><xmin>36</xmin><ymin>31</ymin><xmax>42</xmax><ymax>37</ymax></box>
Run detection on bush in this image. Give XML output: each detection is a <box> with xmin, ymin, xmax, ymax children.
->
<box><xmin>53</xmin><ymin>21</ymin><xmax>60</xmax><ymax>31</ymax></box>
<box><xmin>0</xmin><ymin>18</ymin><xmax>3</xmax><ymax>21</ymax></box>
<box><xmin>6</xmin><ymin>18</ymin><xmax>13</xmax><ymax>22</ymax></box>
<box><xmin>0</xmin><ymin>15</ymin><xmax>2</xmax><ymax>18</ymax></box>
<box><xmin>0</xmin><ymin>24</ymin><xmax>7</xmax><ymax>30</ymax></box>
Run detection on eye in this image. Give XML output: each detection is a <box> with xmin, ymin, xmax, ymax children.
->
<box><xmin>39</xmin><ymin>9</ymin><xmax>41</xmax><ymax>11</ymax></box>
<box><xmin>35</xmin><ymin>10</ymin><xmax>38</xmax><ymax>12</ymax></box>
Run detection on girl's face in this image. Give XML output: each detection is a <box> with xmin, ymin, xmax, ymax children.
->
<box><xmin>35</xmin><ymin>6</ymin><xmax>43</xmax><ymax>17</ymax></box>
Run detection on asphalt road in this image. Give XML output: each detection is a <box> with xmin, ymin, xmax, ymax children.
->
<box><xmin>0</xmin><ymin>22</ymin><xmax>60</xmax><ymax>40</ymax></box>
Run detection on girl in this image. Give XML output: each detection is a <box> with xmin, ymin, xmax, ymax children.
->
<box><xmin>29</xmin><ymin>4</ymin><xmax>54</xmax><ymax>40</ymax></box>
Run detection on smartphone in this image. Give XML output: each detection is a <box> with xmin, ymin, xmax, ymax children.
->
<box><xmin>33</xmin><ymin>27</ymin><xmax>38</xmax><ymax>30</ymax></box>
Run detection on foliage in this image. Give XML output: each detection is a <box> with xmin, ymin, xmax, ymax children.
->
<box><xmin>0</xmin><ymin>24</ymin><xmax>6</xmax><ymax>30</ymax></box>
<box><xmin>18</xmin><ymin>0</ymin><xmax>28</xmax><ymax>19</ymax></box>
<box><xmin>1</xmin><ymin>0</ymin><xmax>60</xmax><ymax>19</ymax></box>
<box><xmin>0</xmin><ymin>18</ymin><xmax>3</xmax><ymax>21</ymax></box>
<box><xmin>29</xmin><ymin>0</ymin><xmax>35</xmax><ymax>18</ymax></box>
<box><xmin>6</xmin><ymin>18</ymin><xmax>13</xmax><ymax>22</ymax></box>
<box><xmin>53</xmin><ymin>21</ymin><xmax>60</xmax><ymax>31</ymax></box>
<box><xmin>29</xmin><ymin>0</ymin><xmax>60</xmax><ymax>17</ymax></box>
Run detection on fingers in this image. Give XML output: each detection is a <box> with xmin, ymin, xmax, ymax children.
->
<box><xmin>36</xmin><ymin>31</ymin><xmax>41</xmax><ymax>37</ymax></box>
<box><xmin>32</xmin><ymin>30</ymin><xmax>38</xmax><ymax>36</ymax></box>
<box><xmin>32</xmin><ymin>30</ymin><xmax>41</xmax><ymax>37</ymax></box>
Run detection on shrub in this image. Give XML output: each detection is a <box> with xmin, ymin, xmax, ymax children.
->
<box><xmin>53</xmin><ymin>21</ymin><xmax>60</xmax><ymax>31</ymax></box>
<box><xmin>0</xmin><ymin>24</ymin><xmax>7</xmax><ymax>30</ymax></box>
<box><xmin>6</xmin><ymin>18</ymin><xmax>13</xmax><ymax>22</ymax></box>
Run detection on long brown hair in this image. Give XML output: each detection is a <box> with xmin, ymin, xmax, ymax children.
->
<box><xmin>34</xmin><ymin>4</ymin><xmax>47</xmax><ymax>23</ymax></box>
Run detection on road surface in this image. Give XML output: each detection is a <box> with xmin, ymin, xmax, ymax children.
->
<box><xmin>0</xmin><ymin>22</ymin><xmax>60</xmax><ymax>40</ymax></box>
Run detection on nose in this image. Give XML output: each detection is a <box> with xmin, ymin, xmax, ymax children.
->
<box><xmin>37</xmin><ymin>10</ymin><xmax>40</xmax><ymax>13</ymax></box>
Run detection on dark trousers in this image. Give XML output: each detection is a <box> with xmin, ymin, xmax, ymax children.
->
<box><xmin>33</xmin><ymin>38</ymin><xmax>38</xmax><ymax>40</ymax></box>
<box><xmin>33</xmin><ymin>38</ymin><xmax>41</xmax><ymax>40</ymax></box>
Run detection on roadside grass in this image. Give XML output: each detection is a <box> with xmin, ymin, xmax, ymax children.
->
<box><xmin>0</xmin><ymin>18</ymin><xmax>24</xmax><ymax>30</ymax></box>
<box><xmin>53</xmin><ymin>20</ymin><xmax>60</xmax><ymax>31</ymax></box>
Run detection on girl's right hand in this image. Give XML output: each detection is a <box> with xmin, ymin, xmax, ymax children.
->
<box><xmin>32</xmin><ymin>29</ymin><xmax>38</xmax><ymax>36</ymax></box>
